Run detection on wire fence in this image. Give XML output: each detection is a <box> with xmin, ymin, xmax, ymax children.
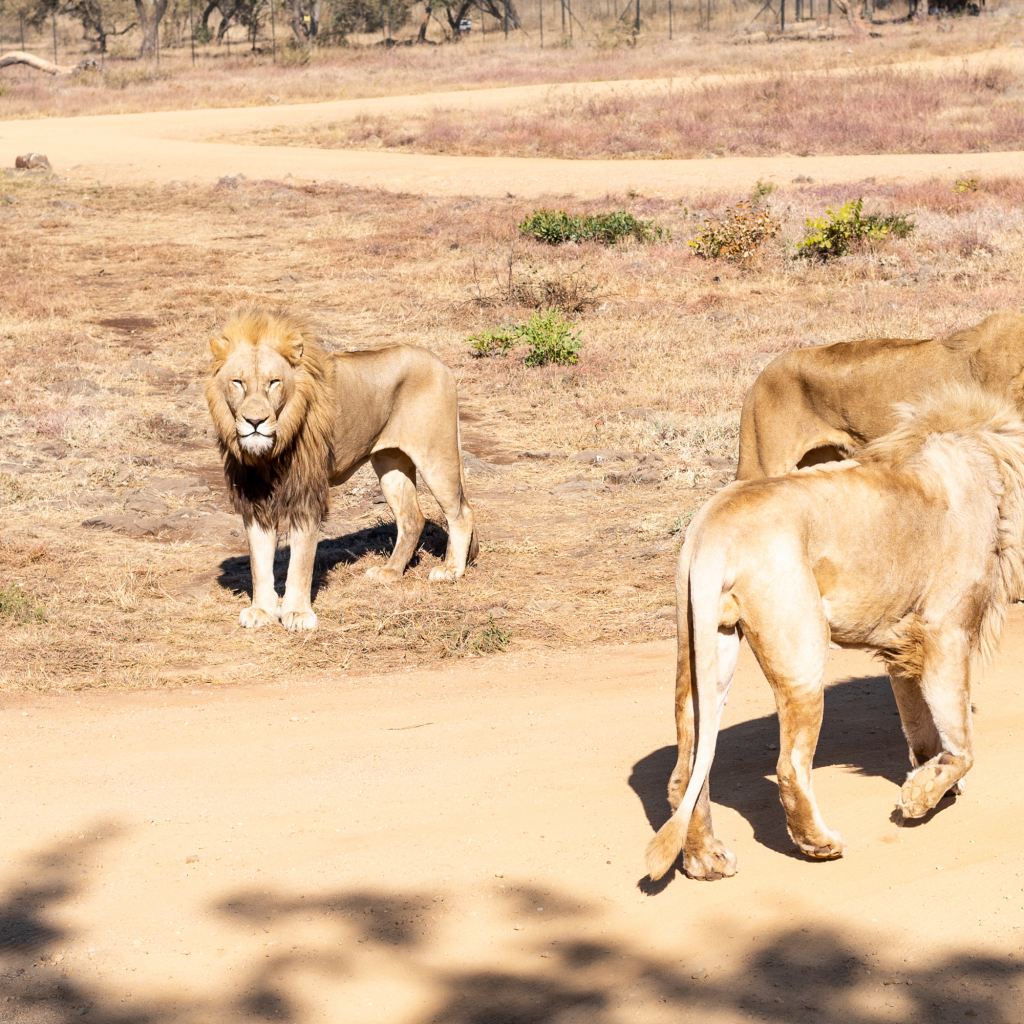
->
<box><xmin>0</xmin><ymin>0</ymin><xmax>919</xmax><ymax>69</ymax></box>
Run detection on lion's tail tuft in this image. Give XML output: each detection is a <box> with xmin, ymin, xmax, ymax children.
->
<box><xmin>646</xmin><ymin>818</ymin><xmax>685</xmax><ymax>881</ymax></box>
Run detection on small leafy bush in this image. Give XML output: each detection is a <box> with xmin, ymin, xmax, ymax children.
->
<box><xmin>519</xmin><ymin>208</ymin><xmax>668</xmax><ymax>245</ymax></box>
<box><xmin>689</xmin><ymin>201</ymin><xmax>780</xmax><ymax>262</ymax></box>
<box><xmin>468</xmin><ymin>308</ymin><xmax>582</xmax><ymax>366</ymax></box>
<box><xmin>0</xmin><ymin>584</ymin><xmax>46</xmax><ymax>624</ymax></box>
<box><xmin>474</xmin><ymin>616</ymin><xmax>511</xmax><ymax>654</ymax></box>
<box><xmin>797</xmin><ymin>197</ymin><xmax>914</xmax><ymax>260</ymax></box>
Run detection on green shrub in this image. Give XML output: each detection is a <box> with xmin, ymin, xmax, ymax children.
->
<box><xmin>474</xmin><ymin>616</ymin><xmax>510</xmax><ymax>654</ymax></box>
<box><xmin>797</xmin><ymin>197</ymin><xmax>914</xmax><ymax>260</ymax></box>
<box><xmin>0</xmin><ymin>584</ymin><xmax>46</xmax><ymax>624</ymax></box>
<box><xmin>750</xmin><ymin>178</ymin><xmax>776</xmax><ymax>204</ymax></box>
<box><xmin>689</xmin><ymin>201</ymin><xmax>780</xmax><ymax>262</ymax></box>
<box><xmin>468</xmin><ymin>308</ymin><xmax>582</xmax><ymax>366</ymax></box>
<box><xmin>519</xmin><ymin>208</ymin><xmax>668</xmax><ymax>245</ymax></box>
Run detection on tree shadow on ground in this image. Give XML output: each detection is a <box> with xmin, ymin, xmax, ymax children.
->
<box><xmin>0</xmin><ymin>830</ymin><xmax>1020</xmax><ymax>1024</ymax></box>
<box><xmin>628</xmin><ymin>674</ymin><xmax>952</xmax><ymax>869</ymax></box>
<box><xmin>215</xmin><ymin>520</ymin><xmax>450</xmax><ymax>601</ymax></box>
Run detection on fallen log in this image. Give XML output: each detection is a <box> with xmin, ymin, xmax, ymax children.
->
<box><xmin>0</xmin><ymin>51</ymin><xmax>78</xmax><ymax>75</ymax></box>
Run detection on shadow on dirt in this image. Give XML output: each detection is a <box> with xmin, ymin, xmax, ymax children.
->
<box><xmin>215</xmin><ymin>520</ymin><xmax>450</xmax><ymax>600</ymax></box>
<box><xmin>0</xmin><ymin>830</ymin><xmax>1021</xmax><ymax>1024</ymax></box>
<box><xmin>629</xmin><ymin>674</ymin><xmax>946</xmax><ymax>865</ymax></box>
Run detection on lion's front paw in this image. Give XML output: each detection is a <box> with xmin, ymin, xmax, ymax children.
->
<box><xmin>683</xmin><ymin>837</ymin><xmax>738</xmax><ymax>881</ymax></box>
<box><xmin>901</xmin><ymin>764</ymin><xmax>959</xmax><ymax>818</ymax></box>
<box><xmin>239</xmin><ymin>604</ymin><xmax>280</xmax><ymax>629</ymax></box>
<box><xmin>428</xmin><ymin>566</ymin><xmax>462</xmax><ymax>583</ymax></box>
<box><xmin>366</xmin><ymin>566</ymin><xmax>402</xmax><ymax>583</ymax></box>
<box><xmin>281</xmin><ymin>609</ymin><xmax>318</xmax><ymax>632</ymax></box>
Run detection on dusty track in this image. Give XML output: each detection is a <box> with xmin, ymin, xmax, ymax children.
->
<box><xmin>2</xmin><ymin>610</ymin><xmax>1024</xmax><ymax>1022</ymax></box>
<box><xmin>2</xmin><ymin>47</ymin><xmax>1024</xmax><ymax>197</ymax></box>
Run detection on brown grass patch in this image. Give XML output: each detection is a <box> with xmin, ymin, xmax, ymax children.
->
<box><xmin>226</xmin><ymin>63</ymin><xmax>1024</xmax><ymax>160</ymax></box>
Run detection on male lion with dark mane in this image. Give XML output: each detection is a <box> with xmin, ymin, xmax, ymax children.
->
<box><xmin>205</xmin><ymin>308</ymin><xmax>477</xmax><ymax>632</ymax></box>
<box><xmin>646</xmin><ymin>388</ymin><xmax>1024</xmax><ymax>883</ymax></box>
<box><xmin>737</xmin><ymin>312</ymin><xmax>1024</xmax><ymax>480</ymax></box>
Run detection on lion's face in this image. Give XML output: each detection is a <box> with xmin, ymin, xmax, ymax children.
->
<box><xmin>214</xmin><ymin>342</ymin><xmax>297</xmax><ymax>457</ymax></box>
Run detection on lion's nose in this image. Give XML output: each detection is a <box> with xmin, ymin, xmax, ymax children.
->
<box><xmin>244</xmin><ymin>415</ymin><xmax>266</xmax><ymax>429</ymax></box>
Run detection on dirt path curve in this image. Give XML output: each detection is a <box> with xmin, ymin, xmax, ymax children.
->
<box><xmin>2</xmin><ymin>608</ymin><xmax>1024</xmax><ymax>1022</ymax></box>
<box><xmin>2</xmin><ymin>47</ymin><xmax>1024</xmax><ymax>198</ymax></box>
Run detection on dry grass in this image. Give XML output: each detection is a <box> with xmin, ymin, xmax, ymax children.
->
<box><xmin>1</xmin><ymin>5</ymin><xmax>1022</xmax><ymax>120</ymax></box>
<box><xmin>236</xmin><ymin>63</ymin><xmax>1024</xmax><ymax>159</ymax></box>
<box><xmin>0</xmin><ymin>166</ymin><xmax>1021</xmax><ymax>690</ymax></box>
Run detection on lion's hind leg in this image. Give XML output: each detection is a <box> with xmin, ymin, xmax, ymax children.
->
<box><xmin>416</xmin><ymin>457</ymin><xmax>475</xmax><ymax>583</ymax></box>
<box><xmin>660</xmin><ymin>620</ymin><xmax>741</xmax><ymax>882</ymax></box>
<box><xmin>746</xmin><ymin>585</ymin><xmax>843</xmax><ymax>860</ymax></box>
<box><xmin>366</xmin><ymin>450</ymin><xmax>424</xmax><ymax>583</ymax></box>
<box><xmin>898</xmin><ymin>631</ymin><xmax>974</xmax><ymax>818</ymax></box>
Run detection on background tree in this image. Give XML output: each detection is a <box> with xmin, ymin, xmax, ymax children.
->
<box><xmin>288</xmin><ymin>0</ymin><xmax>322</xmax><ymax>42</ymax></box>
<box><xmin>133</xmin><ymin>0</ymin><xmax>168</xmax><ymax>53</ymax></box>
<box><xmin>327</xmin><ymin>0</ymin><xmax>411</xmax><ymax>38</ymax></box>
<box><xmin>417</xmin><ymin>0</ymin><xmax>519</xmax><ymax>41</ymax></box>
<box><xmin>26</xmin><ymin>0</ymin><xmax>135</xmax><ymax>52</ymax></box>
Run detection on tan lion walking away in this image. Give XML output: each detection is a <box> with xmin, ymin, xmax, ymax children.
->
<box><xmin>205</xmin><ymin>308</ymin><xmax>477</xmax><ymax>632</ymax></box>
<box><xmin>737</xmin><ymin>312</ymin><xmax>1024</xmax><ymax>481</ymax></box>
<box><xmin>647</xmin><ymin>388</ymin><xmax>1024</xmax><ymax>882</ymax></box>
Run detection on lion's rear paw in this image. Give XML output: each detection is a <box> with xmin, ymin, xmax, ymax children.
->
<box><xmin>683</xmin><ymin>838</ymin><xmax>738</xmax><ymax>881</ymax></box>
<box><xmin>901</xmin><ymin>764</ymin><xmax>960</xmax><ymax>818</ymax></box>
<box><xmin>366</xmin><ymin>566</ymin><xmax>403</xmax><ymax>583</ymax></box>
<box><xmin>281</xmin><ymin>609</ymin><xmax>318</xmax><ymax>632</ymax></box>
<box><xmin>239</xmin><ymin>604</ymin><xmax>280</xmax><ymax>629</ymax></box>
<box><xmin>796</xmin><ymin>829</ymin><xmax>844</xmax><ymax>860</ymax></box>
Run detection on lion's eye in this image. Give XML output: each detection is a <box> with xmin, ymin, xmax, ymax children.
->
<box><xmin>268</xmin><ymin>379</ymin><xmax>281</xmax><ymax>391</ymax></box>
<box><xmin>232</xmin><ymin>380</ymin><xmax>244</xmax><ymax>391</ymax></box>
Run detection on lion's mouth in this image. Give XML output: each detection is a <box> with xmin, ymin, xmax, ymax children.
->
<box><xmin>237</xmin><ymin>423</ymin><xmax>275</xmax><ymax>454</ymax></box>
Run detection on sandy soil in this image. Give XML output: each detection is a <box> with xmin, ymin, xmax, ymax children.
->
<box><xmin>3</xmin><ymin>47</ymin><xmax>1024</xmax><ymax>197</ymax></box>
<box><xmin>2</xmin><ymin>608</ymin><xmax>1024</xmax><ymax>1023</ymax></box>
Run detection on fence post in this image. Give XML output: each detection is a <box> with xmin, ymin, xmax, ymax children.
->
<box><xmin>634</xmin><ymin>0</ymin><xmax>639</xmax><ymax>31</ymax></box>
<box><xmin>539</xmin><ymin>0</ymin><xmax>542</xmax><ymax>45</ymax></box>
<box><xmin>20</xmin><ymin>10</ymin><xmax>24</xmax><ymax>49</ymax></box>
<box><xmin>51</xmin><ymin>8</ymin><xmax>57</xmax><ymax>63</ymax></box>
<box><xmin>668</xmin><ymin>0</ymin><xmax>672</xmax><ymax>36</ymax></box>
<box><xmin>503</xmin><ymin>0</ymin><xmax>508</xmax><ymax>37</ymax></box>
<box><xmin>189</xmin><ymin>0</ymin><xmax>196</xmax><ymax>63</ymax></box>
<box><xmin>780</xmin><ymin>0</ymin><xmax>784</xmax><ymax>30</ymax></box>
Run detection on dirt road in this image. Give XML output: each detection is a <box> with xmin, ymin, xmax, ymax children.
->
<box><xmin>3</xmin><ymin>47</ymin><xmax>1024</xmax><ymax>197</ymax></box>
<box><xmin>2</xmin><ymin>607</ymin><xmax>1024</xmax><ymax>1023</ymax></box>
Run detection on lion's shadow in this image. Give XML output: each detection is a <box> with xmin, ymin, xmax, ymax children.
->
<box><xmin>630</xmin><ymin>674</ymin><xmax>924</xmax><ymax>868</ymax></box>
<box><xmin>216</xmin><ymin>520</ymin><xmax>449</xmax><ymax>600</ymax></box>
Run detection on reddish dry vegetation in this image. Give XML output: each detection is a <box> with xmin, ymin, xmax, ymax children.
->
<box><xmin>239</xmin><ymin>63</ymin><xmax>1024</xmax><ymax>160</ymax></box>
<box><xmin>0</xmin><ymin>167</ymin><xmax>1021</xmax><ymax>689</ymax></box>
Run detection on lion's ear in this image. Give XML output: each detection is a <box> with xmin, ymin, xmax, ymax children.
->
<box><xmin>209</xmin><ymin>334</ymin><xmax>230</xmax><ymax>362</ymax></box>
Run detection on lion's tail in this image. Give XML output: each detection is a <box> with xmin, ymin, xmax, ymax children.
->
<box><xmin>645</xmin><ymin>537</ymin><xmax>726</xmax><ymax>881</ymax></box>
